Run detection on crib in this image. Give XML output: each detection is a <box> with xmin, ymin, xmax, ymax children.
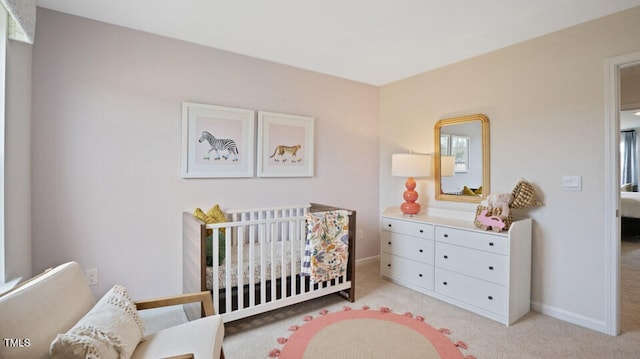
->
<box><xmin>183</xmin><ymin>203</ymin><xmax>356</xmax><ymax>322</ymax></box>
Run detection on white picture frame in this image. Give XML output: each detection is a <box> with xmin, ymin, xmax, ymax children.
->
<box><xmin>257</xmin><ymin>111</ymin><xmax>314</xmax><ymax>177</ymax></box>
<box><xmin>181</xmin><ymin>102</ymin><xmax>255</xmax><ymax>178</ymax></box>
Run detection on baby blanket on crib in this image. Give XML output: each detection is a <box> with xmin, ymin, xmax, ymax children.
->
<box><xmin>301</xmin><ymin>210</ymin><xmax>349</xmax><ymax>283</ymax></box>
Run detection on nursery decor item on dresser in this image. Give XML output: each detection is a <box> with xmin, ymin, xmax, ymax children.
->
<box><xmin>474</xmin><ymin>179</ymin><xmax>542</xmax><ymax>232</ymax></box>
<box><xmin>392</xmin><ymin>153</ymin><xmax>431</xmax><ymax>215</ymax></box>
<box><xmin>380</xmin><ymin>207</ymin><xmax>532</xmax><ymax>325</ymax></box>
<box><xmin>184</xmin><ymin>203</ymin><xmax>356</xmax><ymax>323</ymax></box>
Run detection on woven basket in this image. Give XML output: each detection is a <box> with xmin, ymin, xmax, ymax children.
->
<box><xmin>510</xmin><ymin>179</ymin><xmax>541</xmax><ymax>209</ymax></box>
<box><xmin>474</xmin><ymin>205</ymin><xmax>513</xmax><ymax>232</ymax></box>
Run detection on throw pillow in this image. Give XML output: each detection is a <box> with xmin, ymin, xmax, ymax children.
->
<box><xmin>50</xmin><ymin>285</ymin><xmax>144</xmax><ymax>359</ymax></box>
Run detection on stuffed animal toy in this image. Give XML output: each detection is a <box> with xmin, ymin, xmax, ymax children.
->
<box><xmin>481</xmin><ymin>192</ymin><xmax>514</xmax><ymax>219</ymax></box>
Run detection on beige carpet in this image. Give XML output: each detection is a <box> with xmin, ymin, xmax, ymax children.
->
<box><xmin>220</xmin><ymin>244</ymin><xmax>640</xmax><ymax>359</ymax></box>
<box><xmin>143</xmin><ymin>240</ymin><xmax>640</xmax><ymax>358</ymax></box>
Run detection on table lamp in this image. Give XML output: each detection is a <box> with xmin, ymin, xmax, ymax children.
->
<box><xmin>392</xmin><ymin>153</ymin><xmax>431</xmax><ymax>215</ymax></box>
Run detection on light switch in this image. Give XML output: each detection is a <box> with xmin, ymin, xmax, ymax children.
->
<box><xmin>562</xmin><ymin>176</ymin><xmax>582</xmax><ymax>191</ymax></box>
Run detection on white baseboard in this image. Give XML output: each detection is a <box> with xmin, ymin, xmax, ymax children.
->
<box><xmin>356</xmin><ymin>255</ymin><xmax>380</xmax><ymax>265</ymax></box>
<box><xmin>531</xmin><ymin>301</ymin><xmax>609</xmax><ymax>335</ymax></box>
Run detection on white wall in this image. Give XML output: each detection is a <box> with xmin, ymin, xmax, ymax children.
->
<box><xmin>380</xmin><ymin>7</ymin><xmax>640</xmax><ymax>333</ymax></box>
<box><xmin>5</xmin><ymin>39</ymin><xmax>32</xmax><ymax>282</ymax></box>
<box><xmin>31</xmin><ymin>9</ymin><xmax>379</xmax><ymax>299</ymax></box>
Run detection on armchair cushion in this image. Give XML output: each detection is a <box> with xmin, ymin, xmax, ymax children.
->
<box><xmin>50</xmin><ymin>285</ymin><xmax>145</xmax><ymax>359</ymax></box>
<box><xmin>131</xmin><ymin>314</ymin><xmax>223</xmax><ymax>359</ymax></box>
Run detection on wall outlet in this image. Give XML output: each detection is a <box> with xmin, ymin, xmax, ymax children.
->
<box><xmin>86</xmin><ymin>268</ymin><xmax>98</xmax><ymax>286</ymax></box>
<box><xmin>357</xmin><ymin>229</ymin><xmax>365</xmax><ymax>240</ymax></box>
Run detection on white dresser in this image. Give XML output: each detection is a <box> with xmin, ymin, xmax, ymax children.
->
<box><xmin>380</xmin><ymin>208</ymin><xmax>532</xmax><ymax>325</ymax></box>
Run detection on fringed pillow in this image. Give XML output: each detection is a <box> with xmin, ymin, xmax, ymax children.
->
<box><xmin>50</xmin><ymin>284</ymin><xmax>145</xmax><ymax>359</ymax></box>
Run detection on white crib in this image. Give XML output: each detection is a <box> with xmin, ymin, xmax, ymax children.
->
<box><xmin>183</xmin><ymin>203</ymin><xmax>356</xmax><ymax>322</ymax></box>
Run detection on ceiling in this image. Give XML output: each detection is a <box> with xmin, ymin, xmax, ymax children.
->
<box><xmin>36</xmin><ymin>0</ymin><xmax>640</xmax><ymax>86</ymax></box>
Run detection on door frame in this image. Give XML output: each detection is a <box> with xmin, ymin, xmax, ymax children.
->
<box><xmin>604</xmin><ymin>50</ymin><xmax>640</xmax><ymax>336</ymax></box>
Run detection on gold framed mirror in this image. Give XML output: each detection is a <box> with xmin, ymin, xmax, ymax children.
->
<box><xmin>434</xmin><ymin>114</ymin><xmax>490</xmax><ymax>203</ymax></box>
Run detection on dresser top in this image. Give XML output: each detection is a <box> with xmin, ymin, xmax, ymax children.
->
<box><xmin>382</xmin><ymin>207</ymin><xmax>530</xmax><ymax>236</ymax></box>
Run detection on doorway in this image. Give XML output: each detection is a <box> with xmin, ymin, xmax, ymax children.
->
<box><xmin>605</xmin><ymin>51</ymin><xmax>640</xmax><ymax>336</ymax></box>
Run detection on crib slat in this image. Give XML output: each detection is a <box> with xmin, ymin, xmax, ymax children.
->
<box><xmin>212</xmin><ymin>227</ymin><xmax>220</xmax><ymax>317</ymax></box>
<box><xmin>225</xmin><ymin>224</ymin><xmax>232</xmax><ymax>315</ymax></box>
<box><xmin>289</xmin><ymin>216</ymin><xmax>296</xmax><ymax>298</ymax></box>
<box><xmin>259</xmin><ymin>221</ymin><xmax>266</xmax><ymax>307</ymax></box>
<box><xmin>270</xmin><ymin>217</ymin><xmax>277</xmax><ymax>303</ymax></box>
<box><xmin>237</xmin><ymin>226</ymin><xmax>244</xmax><ymax>311</ymax></box>
<box><xmin>281</xmin><ymin>210</ymin><xmax>286</xmax><ymax>300</ymax></box>
<box><xmin>249</xmin><ymin>220</ymin><xmax>256</xmax><ymax>309</ymax></box>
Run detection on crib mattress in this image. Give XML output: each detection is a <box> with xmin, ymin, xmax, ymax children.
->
<box><xmin>206</xmin><ymin>242</ymin><xmax>304</xmax><ymax>290</ymax></box>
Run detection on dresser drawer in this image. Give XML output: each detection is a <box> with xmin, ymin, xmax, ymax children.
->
<box><xmin>435</xmin><ymin>226</ymin><xmax>507</xmax><ymax>255</ymax></box>
<box><xmin>381</xmin><ymin>252</ymin><xmax>433</xmax><ymax>290</ymax></box>
<box><xmin>435</xmin><ymin>242</ymin><xmax>508</xmax><ymax>285</ymax></box>
<box><xmin>381</xmin><ymin>231</ymin><xmax>433</xmax><ymax>264</ymax></box>
<box><xmin>435</xmin><ymin>268</ymin><xmax>507</xmax><ymax>316</ymax></box>
<box><xmin>382</xmin><ymin>217</ymin><xmax>433</xmax><ymax>240</ymax></box>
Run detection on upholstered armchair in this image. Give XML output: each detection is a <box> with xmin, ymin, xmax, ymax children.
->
<box><xmin>0</xmin><ymin>261</ymin><xmax>224</xmax><ymax>359</ymax></box>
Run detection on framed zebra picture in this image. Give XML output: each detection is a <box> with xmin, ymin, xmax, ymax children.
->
<box><xmin>181</xmin><ymin>102</ymin><xmax>255</xmax><ymax>178</ymax></box>
<box><xmin>257</xmin><ymin>111</ymin><xmax>314</xmax><ymax>177</ymax></box>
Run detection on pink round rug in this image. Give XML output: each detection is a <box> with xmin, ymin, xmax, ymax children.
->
<box><xmin>269</xmin><ymin>306</ymin><xmax>474</xmax><ymax>359</ymax></box>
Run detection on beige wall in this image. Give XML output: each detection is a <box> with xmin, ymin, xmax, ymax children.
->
<box><xmin>31</xmin><ymin>9</ymin><xmax>379</xmax><ymax>299</ymax></box>
<box><xmin>380</xmin><ymin>7</ymin><xmax>640</xmax><ymax>332</ymax></box>
<box><xmin>5</xmin><ymin>39</ymin><xmax>32</xmax><ymax>282</ymax></box>
<box><xmin>621</xmin><ymin>64</ymin><xmax>640</xmax><ymax>109</ymax></box>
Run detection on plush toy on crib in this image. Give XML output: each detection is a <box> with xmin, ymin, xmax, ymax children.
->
<box><xmin>475</xmin><ymin>192</ymin><xmax>514</xmax><ymax>232</ymax></box>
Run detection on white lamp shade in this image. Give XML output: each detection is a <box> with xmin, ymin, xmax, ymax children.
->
<box><xmin>392</xmin><ymin>154</ymin><xmax>431</xmax><ymax>178</ymax></box>
<box><xmin>441</xmin><ymin>156</ymin><xmax>456</xmax><ymax>177</ymax></box>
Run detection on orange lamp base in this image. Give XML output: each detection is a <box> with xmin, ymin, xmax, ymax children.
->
<box><xmin>400</xmin><ymin>177</ymin><xmax>421</xmax><ymax>215</ymax></box>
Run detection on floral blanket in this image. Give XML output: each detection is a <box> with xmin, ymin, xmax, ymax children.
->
<box><xmin>301</xmin><ymin>210</ymin><xmax>350</xmax><ymax>283</ymax></box>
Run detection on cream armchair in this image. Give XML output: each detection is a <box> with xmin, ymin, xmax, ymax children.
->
<box><xmin>0</xmin><ymin>262</ymin><xmax>224</xmax><ymax>359</ymax></box>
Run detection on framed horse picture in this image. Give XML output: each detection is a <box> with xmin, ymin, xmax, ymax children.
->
<box><xmin>181</xmin><ymin>102</ymin><xmax>255</xmax><ymax>178</ymax></box>
<box><xmin>257</xmin><ymin>111</ymin><xmax>314</xmax><ymax>177</ymax></box>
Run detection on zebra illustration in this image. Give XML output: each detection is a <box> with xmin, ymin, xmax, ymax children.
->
<box><xmin>198</xmin><ymin>131</ymin><xmax>239</xmax><ymax>161</ymax></box>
